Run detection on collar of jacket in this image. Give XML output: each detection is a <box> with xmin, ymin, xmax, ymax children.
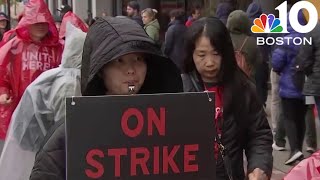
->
<box><xmin>188</xmin><ymin>71</ymin><xmax>204</xmax><ymax>92</ymax></box>
<box><xmin>169</xmin><ymin>20</ymin><xmax>183</xmax><ymax>27</ymax></box>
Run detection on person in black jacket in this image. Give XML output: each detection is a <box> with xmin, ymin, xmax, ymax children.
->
<box><xmin>295</xmin><ymin>21</ymin><xmax>320</xmax><ymax>118</ymax></box>
<box><xmin>164</xmin><ymin>9</ymin><xmax>187</xmax><ymax>73</ymax></box>
<box><xmin>29</xmin><ymin>16</ymin><xmax>183</xmax><ymax>180</ymax></box>
<box><xmin>181</xmin><ymin>17</ymin><xmax>273</xmax><ymax>180</ymax></box>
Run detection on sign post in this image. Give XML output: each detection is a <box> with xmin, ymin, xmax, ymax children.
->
<box><xmin>66</xmin><ymin>92</ymin><xmax>216</xmax><ymax>180</ymax></box>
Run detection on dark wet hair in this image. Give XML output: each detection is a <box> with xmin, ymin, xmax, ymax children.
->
<box><xmin>191</xmin><ymin>4</ymin><xmax>201</xmax><ymax>14</ymax></box>
<box><xmin>169</xmin><ymin>9</ymin><xmax>185</xmax><ymax>21</ymax></box>
<box><xmin>183</xmin><ymin>17</ymin><xmax>238</xmax><ymax>83</ymax></box>
<box><xmin>127</xmin><ymin>1</ymin><xmax>140</xmax><ymax>12</ymax></box>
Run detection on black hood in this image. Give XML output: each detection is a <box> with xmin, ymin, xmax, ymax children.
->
<box><xmin>81</xmin><ymin>16</ymin><xmax>183</xmax><ymax>95</ymax></box>
<box><xmin>0</xmin><ymin>12</ymin><xmax>10</xmax><ymax>32</ymax></box>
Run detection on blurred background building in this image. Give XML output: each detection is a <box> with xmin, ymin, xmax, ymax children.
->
<box><xmin>0</xmin><ymin>0</ymin><xmax>318</xmax><ymax>29</ymax></box>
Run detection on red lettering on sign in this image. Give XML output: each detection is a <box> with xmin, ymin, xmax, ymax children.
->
<box><xmin>85</xmin><ymin>144</ymin><xmax>200</xmax><ymax>178</ymax></box>
<box><xmin>121</xmin><ymin>108</ymin><xmax>144</xmax><ymax>137</ymax></box>
<box><xmin>131</xmin><ymin>147</ymin><xmax>150</xmax><ymax>176</ymax></box>
<box><xmin>85</xmin><ymin>149</ymin><xmax>105</xmax><ymax>179</ymax></box>
<box><xmin>163</xmin><ymin>146</ymin><xmax>180</xmax><ymax>174</ymax></box>
<box><xmin>184</xmin><ymin>144</ymin><xmax>199</xmax><ymax>172</ymax></box>
<box><xmin>147</xmin><ymin>108</ymin><xmax>166</xmax><ymax>136</ymax></box>
<box><xmin>154</xmin><ymin>146</ymin><xmax>160</xmax><ymax>174</ymax></box>
<box><xmin>108</xmin><ymin>148</ymin><xmax>128</xmax><ymax>177</ymax></box>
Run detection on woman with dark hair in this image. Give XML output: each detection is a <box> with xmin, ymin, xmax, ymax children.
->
<box><xmin>0</xmin><ymin>12</ymin><xmax>10</xmax><ymax>41</ymax></box>
<box><xmin>182</xmin><ymin>17</ymin><xmax>273</xmax><ymax>180</ymax></box>
<box><xmin>164</xmin><ymin>9</ymin><xmax>187</xmax><ymax>72</ymax></box>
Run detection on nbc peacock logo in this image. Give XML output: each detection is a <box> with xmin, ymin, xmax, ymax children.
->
<box><xmin>251</xmin><ymin>14</ymin><xmax>283</xmax><ymax>33</ymax></box>
<box><xmin>253</xmin><ymin>1</ymin><xmax>318</xmax><ymax>46</ymax></box>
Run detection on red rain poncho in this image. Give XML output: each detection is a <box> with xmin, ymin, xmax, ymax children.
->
<box><xmin>0</xmin><ymin>29</ymin><xmax>17</xmax><ymax>47</ymax></box>
<box><xmin>284</xmin><ymin>151</ymin><xmax>320</xmax><ymax>180</ymax></box>
<box><xmin>0</xmin><ymin>0</ymin><xmax>63</xmax><ymax>139</ymax></box>
<box><xmin>59</xmin><ymin>11</ymin><xmax>88</xmax><ymax>40</ymax></box>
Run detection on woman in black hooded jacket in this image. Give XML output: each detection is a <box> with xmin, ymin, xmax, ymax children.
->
<box><xmin>29</xmin><ymin>16</ymin><xmax>183</xmax><ymax>180</ymax></box>
<box><xmin>181</xmin><ymin>17</ymin><xmax>273</xmax><ymax>180</ymax></box>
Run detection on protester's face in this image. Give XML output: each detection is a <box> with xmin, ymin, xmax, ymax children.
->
<box><xmin>142</xmin><ymin>12</ymin><xmax>152</xmax><ymax>25</ymax></box>
<box><xmin>170</xmin><ymin>17</ymin><xmax>175</xmax><ymax>22</ymax></box>
<box><xmin>0</xmin><ymin>20</ymin><xmax>7</xmax><ymax>29</ymax></box>
<box><xmin>102</xmin><ymin>53</ymin><xmax>147</xmax><ymax>95</ymax></box>
<box><xmin>193</xmin><ymin>35</ymin><xmax>222</xmax><ymax>83</ymax></box>
<box><xmin>192</xmin><ymin>9</ymin><xmax>201</xmax><ymax>20</ymax></box>
<box><xmin>55</xmin><ymin>22</ymin><xmax>61</xmax><ymax>32</ymax></box>
<box><xmin>28</xmin><ymin>23</ymin><xmax>49</xmax><ymax>40</ymax></box>
<box><xmin>127</xmin><ymin>6</ymin><xmax>135</xmax><ymax>17</ymax></box>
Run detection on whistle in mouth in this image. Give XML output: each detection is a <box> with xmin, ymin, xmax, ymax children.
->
<box><xmin>128</xmin><ymin>85</ymin><xmax>135</xmax><ymax>94</ymax></box>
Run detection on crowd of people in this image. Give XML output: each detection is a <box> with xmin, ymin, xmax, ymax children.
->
<box><xmin>0</xmin><ymin>0</ymin><xmax>318</xmax><ymax>179</ymax></box>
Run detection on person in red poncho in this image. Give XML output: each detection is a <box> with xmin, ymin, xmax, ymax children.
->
<box><xmin>59</xmin><ymin>11</ymin><xmax>88</xmax><ymax>43</ymax></box>
<box><xmin>0</xmin><ymin>0</ymin><xmax>63</xmax><ymax>140</ymax></box>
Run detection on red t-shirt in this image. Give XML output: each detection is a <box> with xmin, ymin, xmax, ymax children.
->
<box><xmin>205</xmin><ymin>84</ymin><xmax>223</xmax><ymax>159</ymax></box>
<box><xmin>185</xmin><ymin>19</ymin><xmax>193</xmax><ymax>27</ymax></box>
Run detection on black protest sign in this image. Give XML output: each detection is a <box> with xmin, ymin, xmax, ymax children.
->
<box><xmin>66</xmin><ymin>92</ymin><xmax>216</xmax><ymax>180</ymax></box>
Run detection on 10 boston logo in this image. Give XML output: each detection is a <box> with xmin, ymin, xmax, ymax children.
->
<box><xmin>251</xmin><ymin>1</ymin><xmax>318</xmax><ymax>46</ymax></box>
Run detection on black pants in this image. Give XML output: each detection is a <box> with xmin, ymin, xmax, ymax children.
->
<box><xmin>274</xmin><ymin>105</ymin><xmax>317</xmax><ymax>148</ymax></box>
<box><xmin>281</xmin><ymin>98</ymin><xmax>307</xmax><ymax>152</ymax></box>
<box><xmin>305</xmin><ymin>106</ymin><xmax>317</xmax><ymax>148</ymax></box>
<box><xmin>255</xmin><ymin>61</ymin><xmax>269</xmax><ymax>106</ymax></box>
<box><xmin>274</xmin><ymin>106</ymin><xmax>286</xmax><ymax>147</ymax></box>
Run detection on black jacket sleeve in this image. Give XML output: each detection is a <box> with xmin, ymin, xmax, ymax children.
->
<box><xmin>295</xmin><ymin>23</ymin><xmax>320</xmax><ymax>76</ymax></box>
<box><xmin>29</xmin><ymin>121</ymin><xmax>66</xmax><ymax>180</ymax></box>
<box><xmin>164</xmin><ymin>26</ymin><xmax>175</xmax><ymax>56</ymax></box>
<box><xmin>295</xmin><ymin>32</ymin><xmax>314</xmax><ymax>76</ymax></box>
<box><xmin>132</xmin><ymin>16</ymin><xmax>144</xmax><ymax>27</ymax></box>
<box><xmin>243</xmin><ymin>82</ymin><xmax>273</xmax><ymax>178</ymax></box>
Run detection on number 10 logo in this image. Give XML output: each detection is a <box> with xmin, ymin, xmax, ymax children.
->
<box><xmin>251</xmin><ymin>1</ymin><xmax>318</xmax><ymax>33</ymax></box>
